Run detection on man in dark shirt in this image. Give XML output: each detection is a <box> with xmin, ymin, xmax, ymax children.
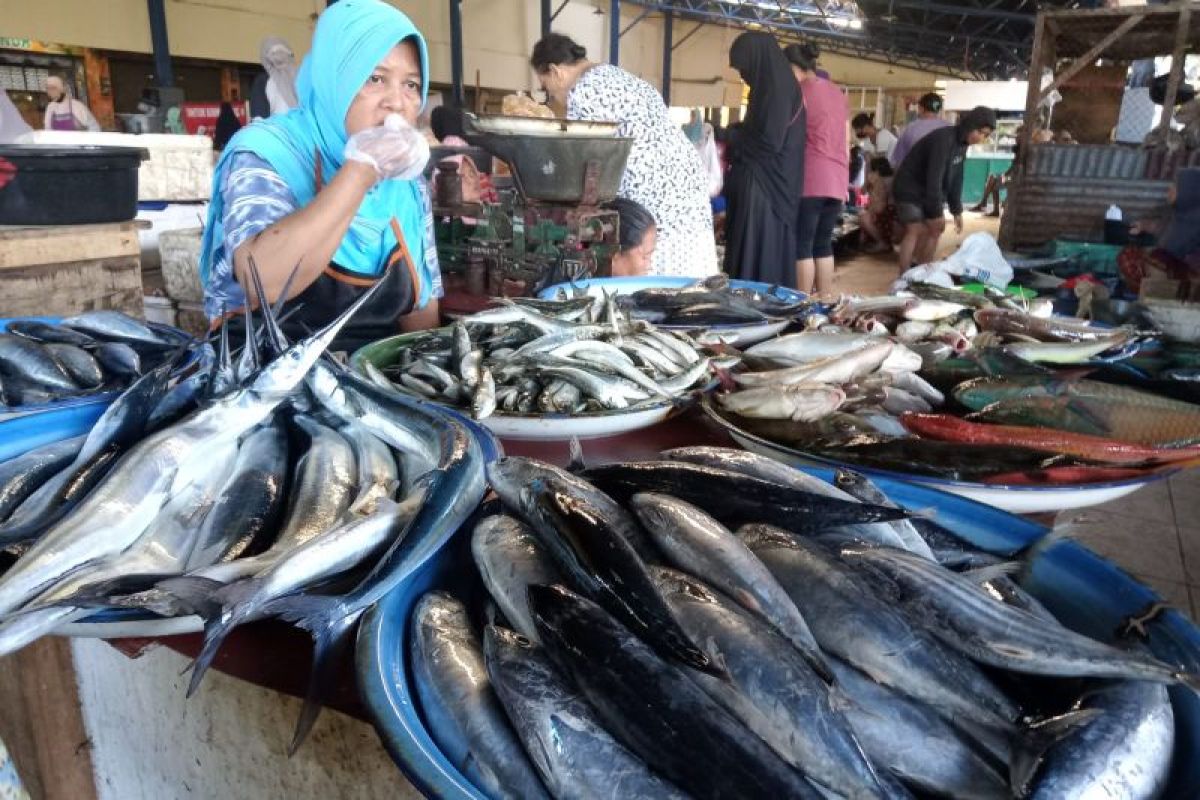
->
<box><xmin>892</xmin><ymin>106</ymin><xmax>996</xmax><ymax>272</ymax></box>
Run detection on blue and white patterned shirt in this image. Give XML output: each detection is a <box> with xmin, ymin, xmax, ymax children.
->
<box><xmin>203</xmin><ymin>152</ymin><xmax>442</xmax><ymax>320</ymax></box>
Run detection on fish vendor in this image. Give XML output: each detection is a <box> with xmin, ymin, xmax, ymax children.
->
<box><xmin>199</xmin><ymin>0</ymin><xmax>442</xmax><ymax>354</ymax></box>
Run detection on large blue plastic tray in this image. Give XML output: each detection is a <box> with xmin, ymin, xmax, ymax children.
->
<box><xmin>356</xmin><ymin>466</ymin><xmax>1200</xmax><ymax>799</ymax></box>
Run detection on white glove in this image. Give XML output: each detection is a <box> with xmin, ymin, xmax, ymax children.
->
<box><xmin>344</xmin><ymin>114</ymin><xmax>430</xmax><ymax>181</ymax></box>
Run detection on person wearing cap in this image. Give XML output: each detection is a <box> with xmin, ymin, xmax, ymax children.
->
<box><xmin>890</xmin><ymin>93</ymin><xmax>948</xmax><ymax>168</ymax></box>
<box><xmin>198</xmin><ymin>0</ymin><xmax>442</xmax><ymax>352</ymax></box>
<box><xmin>891</xmin><ymin>106</ymin><xmax>997</xmax><ymax>271</ymax></box>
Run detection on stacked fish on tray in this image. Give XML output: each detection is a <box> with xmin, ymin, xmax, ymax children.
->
<box><xmin>0</xmin><ymin>281</ymin><xmax>487</xmax><ymax>748</ymax></box>
<box><xmin>604</xmin><ymin>275</ymin><xmax>808</xmax><ymax>326</ymax></box>
<box><xmin>364</xmin><ymin>297</ymin><xmax>722</xmax><ymax>419</ymax></box>
<box><xmin>411</xmin><ymin>450</ymin><xmax>1187</xmax><ymax>800</ymax></box>
<box><xmin>0</xmin><ymin>312</ymin><xmax>189</xmax><ymax>407</ymax></box>
<box><xmin>710</xmin><ymin>284</ymin><xmax>1200</xmax><ymax>484</ymax></box>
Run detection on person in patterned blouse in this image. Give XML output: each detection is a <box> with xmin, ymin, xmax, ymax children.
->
<box><xmin>530</xmin><ymin>33</ymin><xmax>718</xmax><ymax>279</ymax></box>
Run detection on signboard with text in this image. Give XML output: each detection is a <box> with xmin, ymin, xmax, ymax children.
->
<box><xmin>180</xmin><ymin>102</ymin><xmax>248</xmax><ymax>137</ymax></box>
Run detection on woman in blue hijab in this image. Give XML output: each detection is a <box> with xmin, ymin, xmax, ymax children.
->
<box><xmin>199</xmin><ymin>0</ymin><xmax>440</xmax><ymax>351</ymax></box>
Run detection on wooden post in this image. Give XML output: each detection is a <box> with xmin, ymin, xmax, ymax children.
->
<box><xmin>1036</xmin><ymin>13</ymin><xmax>1144</xmax><ymax>103</ymax></box>
<box><xmin>1000</xmin><ymin>11</ymin><xmax>1046</xmax><ymax>249</ymax></box>
<box><xmin>1157</xmin><ymin>2</ymin><xmax>1192</xmax><ymax>135</ymax></box>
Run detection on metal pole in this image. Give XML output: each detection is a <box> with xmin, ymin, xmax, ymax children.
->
<box><xmin>146</xmin><ymin>0</ymin><xmax>173</xmax><ymax>87</ymax></box>
<box><xmin>449</xmin><ymin>0</ymin><xmax>464</xmax><ymax>105</ymax></box>
<box><xmin>661</xmin><ymin>9</ymin><xmax>673</xmax><ymax>106</ymax></box>
<box><xmin>541</xmin><ymin>0</ymin><xmax>552</xmax><ymax>37</ymax></box>
<box><xmin>610</xmin><ymin>0</ymin><xmax>620</xmax><ymax>65</ymax></box>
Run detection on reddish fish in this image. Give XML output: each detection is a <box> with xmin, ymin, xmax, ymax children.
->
<box><xmin>901</xmin><ymin>413</ymin><xmax>1200</xmax><ymax>465</ymax></box>
<box><xmin>981</xmin><ymin>465</ymin><xmax>1164</xmax><ymax>485</ymax></box>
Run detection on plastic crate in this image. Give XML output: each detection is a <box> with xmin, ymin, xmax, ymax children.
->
<box><xmin>1050</xmin><ymin>240</ymin><xmax>1124</xmax><ymax>277</ymax></box>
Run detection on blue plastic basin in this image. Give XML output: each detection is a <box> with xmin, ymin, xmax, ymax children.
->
<box><xmin>356</xmin><ymin>466</ymin><xmax>1200</xmax><ymax>799</ymax></box>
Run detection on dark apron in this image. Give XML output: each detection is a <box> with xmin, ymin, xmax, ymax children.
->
<box><xmin>222</xmin><ymin>218</ymin><xmax>420</xmax><ymax>357</ymax></box>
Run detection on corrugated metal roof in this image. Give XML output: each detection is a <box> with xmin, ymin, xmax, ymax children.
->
<box><xmin>1026</xmin><ymin>145</ymin><xmax>1147</xmax><ymax>181</ymax></box>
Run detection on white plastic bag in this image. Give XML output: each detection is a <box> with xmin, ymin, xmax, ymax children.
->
<box><xmin>937</xmin><ymin>232</ymin><xmax>1013</xmax><ymax>288</ymax></box>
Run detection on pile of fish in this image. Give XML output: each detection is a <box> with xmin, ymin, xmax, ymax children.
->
<box><xmin>593</xmin><ymin>275</ymin><xmax>807</xmax><ymax>326</ymax></box>
<box><xmin>0</xmin><ymin>312</ymin><xmax>188</xmax><ymax>407</ymax></box>
<box><xmin>0</xmin><ymin>276</ymin><xmax>487</xmax><ymax>750</ymax></box>
<box><xmin>709</xmin><ymin>286</ymin><xmax>1200</xmax><ymax>484</ymax></box>
<box><xmin>365</xmin><ymin>298</ymin><xmax>723</xmax><ymax>419</ymax></box>
<box><xmin>411</xmin><ymin>449</ymin><xmax>1188</xmax><ymax>800</ymax></box>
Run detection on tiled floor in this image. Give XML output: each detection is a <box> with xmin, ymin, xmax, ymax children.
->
<box><xmin>1059</xmin><ymin>469</ymin><xmax>1200</xmax><ymax>622</ymax></box>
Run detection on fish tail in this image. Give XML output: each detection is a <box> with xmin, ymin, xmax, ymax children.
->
<box><xmin>1008</xmin><ymin>708</ymin><xmax>1102</xmax><ymax>795</ymax></box>
<box><xmin>254</xmin><ymin>593</ymin><xmax>360</xmax><ymax>754</ymax></box>
<box><xmin>183</xmin><ymin>579</ymin><xmax>264</xmax><ymax>697</ymax></box>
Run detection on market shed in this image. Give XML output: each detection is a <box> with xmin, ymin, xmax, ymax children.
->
<box><xmin>999</xmin><ymin>2</ymin><xmax>1200</xmax><ymax>250</ymax></box>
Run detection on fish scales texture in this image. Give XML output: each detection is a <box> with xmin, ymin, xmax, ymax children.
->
<box><xmin>580</xmin><ymin>461</ymin><xmax>913</xmax><ymax>532</ymax></box>
<box><xmin>411</xmin><ymin>592</ymin><xmax>551</xmax><ymax>800</ymax></box>
<box><xmin>472</xmin><ymin>515</ymin><xmax>562</xmax><ymax>642</ymax></box>
<box><xmin>0</xmin><ymin>334</ymin><xmax>79</xmax><ymax>392</ymax></box>
<box><xmin>483</xmin><ymin>625</ymin><xmax>690</xmax><ymax>800</ymax></box>
<box><xmin>490</xmin><ymin>461</ymin><xmax>716</xmax><ymax>675</ymax></box>
<box><xmin>650</xmin><ymin>567</ymin><xmax>887</xmax><ymax>799</ymax></box>
<box><xmin>630</xmin><ymin>492</ymin><xmax>832</xmax><ymax>681</ymax></box>
<box><xmin>1030</xmin><ymin>680</ymin><xmax>1173</xmax><ymax>800</ymax></box>
<box><xmin>826</xmin><ymin>658</ymin><xmax>1009</xmax><ymax>800</ymax></box>
<box><xmin>529</xmin><ymin>584</ymin><xmax>820</xmax><ymax>800</ymax></box>
<box><xmin>658</xmin><ymin>446</ymin><xmax>912</xmax><ymax>551</ymax></box>
<box><xmin>0</xmin><ymin>437</ymin><xmax>84</xmax><ymax>524</ymax></box>
<box><xmin>847</xmin><ymin>548</ymin><xmax>1193</xmax><ymax>684</ymax></box>
<box><xmin>739</xmin><ymin>525</ymin><xmax>1020</xmax><ymax>732</ymax></box>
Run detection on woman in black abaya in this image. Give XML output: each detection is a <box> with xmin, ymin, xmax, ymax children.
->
<box><xmin>723</xmin><ymin>32</ymin><xmax>806</xmax><ymax>289</ymax></box>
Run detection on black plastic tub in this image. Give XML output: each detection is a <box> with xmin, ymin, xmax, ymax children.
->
<box><xmin>0</xmin><ymin>145</ymin><xmax>149</xmax><ymax>226</ymax></box>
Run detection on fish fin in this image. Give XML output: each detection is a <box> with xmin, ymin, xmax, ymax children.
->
<box><xmin>566</xmin><ymin>437</ymin><xmax>586</xmax><ymax>473</ymax></box>
<box><xmin>253</xmin><ymin>593</ymin><xmax>359</xmax><ymax>754</ymax></box>
<box><xmin>173</xmin><ymin>578</ymin><xmax>263</xmax><ymax>697</ymax></box>
<box><xmin>1010</xmin><ymin>515</ymin><xmax>1084</xmax><ymax>581</ymax></box>
<box><xmin>960</xmin><ymin>562</ymin><xmax>1023</xmax><ymax>585</ymax></box>
<box><xmin>1010</xmin><ymin>709</ymin><xmax>1103</xmax><ymax>796</ymax></box>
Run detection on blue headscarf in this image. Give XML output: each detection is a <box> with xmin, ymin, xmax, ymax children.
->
<box><xmin>199</xmin><ymin>0</ymin><xmax>431</xmax><ymax>302</ymax></box>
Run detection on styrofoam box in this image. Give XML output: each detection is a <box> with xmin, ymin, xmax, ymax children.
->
<box><xmin>16</xmin><ymin>130</ymin><xmax>214</xmax><ymax>202</ymax></box>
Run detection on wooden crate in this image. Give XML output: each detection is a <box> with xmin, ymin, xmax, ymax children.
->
<box><xmin>0</xmin><ymin>221</ymin><xmax>144</xmax><ymax>318</ymax></box>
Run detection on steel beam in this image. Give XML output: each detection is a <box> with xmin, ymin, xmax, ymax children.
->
<box><xmin>147</xmin><ymin>0</ymin><xmax>173</xmax><ymax>87</ymax></box>
<box><xmin>449</xmin><ymin>0</ymin><xmax>464</xmax><ymax>105</ymax></box>
<box><xmin>610</xmin><ymin>0</ymin><xmax>621</xmax><ymax>65</ymax></box>
<box><xmin>541</xmin><ymin>0</ymin><xmax>552</xmax><ymax>36</ymax></box>
<box><xmin>662</xmin><ymin>9</ymin><xmax>673</xmax><ymax>105</ymax></box>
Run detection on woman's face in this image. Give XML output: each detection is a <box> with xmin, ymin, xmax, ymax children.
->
<box><xmin>344</xmin><ymin>41</ymin><xmax>423</xmax><ymax>136</ymax></box>
<box><xmin>537</xmin><ymin>65</ymin><xmax>572</xmax><ymax>108</ymax></box>
<box><xmin>45</xmin><ymin>77</ymin><xmax>64</xmax><ymax>101</ymax></box>
<box><xmin>611</xmin><ymin>225</ymin><xmax>657</xmax><ymax>277</ymax></box>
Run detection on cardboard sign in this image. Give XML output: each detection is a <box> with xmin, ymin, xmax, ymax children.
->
<box><xmin>181</xmin><ymin>102</ymin><xmax>248</xmax><ymax>137</ymax></box>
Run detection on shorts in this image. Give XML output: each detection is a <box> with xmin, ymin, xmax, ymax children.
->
<box><xmin>895</xmin><ymin>201</ymin><xmax>938</xmax><ymax>225</ymax></box>
<box><xmin>795</xmin><ymin>196</ymin><xmax>844</xmax><ymax>260</ymax></box>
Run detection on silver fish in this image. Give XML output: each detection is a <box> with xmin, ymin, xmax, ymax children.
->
<box><xmin>845</xmin><ymin>547</ymin><xmax>1200</xmax><ymax>686</ymax></box>
<box><xmin>717</xmin><ymin>382</ymin><xmax>846</xmax><ymax>421</ymax></box>
<box><xmin>832</xmin><ymin>470</ymin><xmax>937</xmax><ymax>561</ymax></box>
<box><xmin>631</xmin><ymin>492</ymin><xmax>831</xmax><ymax>682</ymax></box>
<box><xmin>483</xmin><ymin>624</ymin><xmax>690</xmax><ymax>800</ymax></box>
<box><xmin>0</xmin><ymin>436</ymin><xmax>84</xmax><ymax>524</ymax></box>
<box><xmin>649</xmin><ymin>566</ymin><xmax>886</xmax><ymax>799</ymax></box>
<box><xmin>739</xmin><ymin>525</ymin><xmax>1020</xmax><ymax>732</ymax></box>
<box><xmin>411</xmin><ymin>592</ymin><xmax>552</xmax><ymax>800</ymax></box>
<box><xmin>827</xmin><ymin>657</ymin><xmax>1010</xmax><ymax>800</ymax></box>
<box><xmin>471</xmin><ymin>515</ymin><xmax>561</xmax><ymax>641</ymax></box>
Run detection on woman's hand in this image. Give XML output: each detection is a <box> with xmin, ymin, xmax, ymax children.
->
<box><xmin>344</xmin><ymin>114</ymin><xmax>431</xmax><ymax>181</ymax></box>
